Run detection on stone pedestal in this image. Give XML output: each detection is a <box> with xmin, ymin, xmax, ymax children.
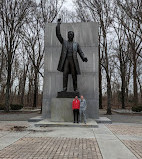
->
<box><xmin>57</xmin><ymin>91</ymin><xmax>79</xmax><ymax>98</ymax></box>
<box><xmin>42</xmin><ymin>22</ymin><xmax>99</xmax><ymax>120</ymax></box>
<box><xmin>51</xmin><ymin>98</ymin><xmax>73</xmax><ymax>122</ymax></box>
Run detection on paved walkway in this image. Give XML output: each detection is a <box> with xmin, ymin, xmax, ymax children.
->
<box><xmin>99</xmin><ymin>110</ymin><xmax>142</xmax><ymax>124</ymax></box>
<box><xmin>0</xmin><ymin>111</ymin><xmax>142</xmax><ymax>159</ymax></box>
<box><xmin>0</xmin><ymin>110</ymin><xmax>142</xmax><ymax>123</ymax></box>
<box><xmin>0</xmin><ymin>137</ymin><xmax>102</xmax><ymax>159</ymax></box>
<box><xmin>0</xmin><ymin>112</ymin><xmax>40</xmax><ymax>121</ymax></box>
<box><xmin>106</xmin><ymin>124</ymin><xmax>142</xmax><ymax>159</ymax></box>
<box><xmin>0</xmin><ymin>121</ymin><xmax>141</xmax><ymax>159</ymax></box>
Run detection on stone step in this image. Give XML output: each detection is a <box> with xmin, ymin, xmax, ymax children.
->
<box><xmin>96</xmin><ymin>117</ymin><xmax>112</xmax><ymax>124</ymax></box>
<box><xmin>28</xmin><ymin>116</ymin><xmax>112</xmax><ymax>124</ymax></box>
<box><xmin>34</xmin><ymin>119</ymin><xmax>98</xmax><ymax>128</ymax></box>
<box><xmin>28</xmin><ymin>116</ymin><xmax>43</xmax><ymax>122</ymax></box>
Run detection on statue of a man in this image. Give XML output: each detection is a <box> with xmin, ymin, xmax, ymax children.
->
<box><xmin>56</xmin><ymin>18</ymin><xmax>88</xmax><ymax>92</ymax></box>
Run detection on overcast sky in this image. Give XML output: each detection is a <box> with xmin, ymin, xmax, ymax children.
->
<box><xmin>63</xmin><ymin>0</ymin><xmax>74</xmax><ymax>11</ymax></box>
<box><xmin>36</xmin><ymin>0</ymin><xmax>74</xmax><ymax>11</ymax></box>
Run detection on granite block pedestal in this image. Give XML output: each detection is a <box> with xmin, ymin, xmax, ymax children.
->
<box><xmin>51</xmin><ymin>98</ymin><xmax>73</xmax><ymax>122</ymax></box>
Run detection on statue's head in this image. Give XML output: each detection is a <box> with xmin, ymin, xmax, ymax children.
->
<box><xmin>68</xmin><ymin>31</ymin><xmax>74</xmax><ymax>41</ymax></box>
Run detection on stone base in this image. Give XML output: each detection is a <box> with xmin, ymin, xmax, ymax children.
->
<box><xmin>96</xmin><ymin>117</ymin><xmax>112</xmax><ymax>124</ymax></box>
<box><xmin>57</xmin><ymin>91</ymin><xmax>79</xmax><ymax>98</ymax></box>
<box><xmin>28</xmin><ymin>116</ymin><xmax>112</xmax><ymax>124</ymax></box>
<box><xmin>51</xmin><ymin>98</ymin><xmax>74</xmax><ymax>122</ymax></box>
<box><xmin>28</xmin><ymin>116</ymin><xmax>43</xmax><ymax>122</ymax></box>
<box><xmin>34</xmin><ymin>119</ymin><xmax>98</xmax><ymax>128</ymax></box>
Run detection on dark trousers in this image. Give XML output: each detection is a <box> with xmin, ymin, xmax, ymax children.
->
<box><xmin>63</xmin><ymin>56</ymin><xmax>77</xmax><ymax>91</ymax></box>
<box><xmin>73</xmin><ymin>109</ymin><xmax>79</xmax><ymax>123</ymax></box>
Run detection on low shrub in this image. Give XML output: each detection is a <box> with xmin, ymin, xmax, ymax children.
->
<box><xmin>0</xmin><ymin>104</ymin><xmax>5</xmax><ymax>110</ymax></box>
<box><xmin>10</xmin><ymin>104</ymin><xmax>23</xmax><ymax>110</ymax></box>
<box><xmin>132</xmin><ymin>105</ymin><xmax>142</xmax><ymax>112</ymax></box>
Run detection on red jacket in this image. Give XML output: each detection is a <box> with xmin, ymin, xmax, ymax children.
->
<box><xmin>72</xmin><ymin>99</ymin><xmax>80</xmax><ymax>110</ymax></box>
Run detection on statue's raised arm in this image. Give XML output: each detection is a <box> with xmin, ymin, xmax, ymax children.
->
<box><xmin>56</xmin><ymin>18</ymin><xmax>63</xmax><ymax>44</ymax></box>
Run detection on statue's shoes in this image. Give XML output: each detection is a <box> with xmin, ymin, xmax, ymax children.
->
<box><xmin>62</xmin><ymin>88</ymin><xmax>67</xmax><ymax>92</ymax></box>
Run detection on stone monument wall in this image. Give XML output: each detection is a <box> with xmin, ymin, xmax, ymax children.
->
<box><xmin>42</xmin><ymin>22</ymin><xmax>99</xmax><ymax>119</ymax></box>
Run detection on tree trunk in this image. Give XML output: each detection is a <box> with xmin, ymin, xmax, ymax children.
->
<box><xmin>138</xmin><ymin>77</ymin><xmax>142</xmax><ymax>103</ymax></box>
<box><xmin>121</xmin><ymin>76</ymin><xmax>125</xmax><ymax>109</ymax></box>
<box><xmin>27</xmin><ymin>77</ymin><xmax>32</xmax><ymax>106</ymax></box>
<box><xmin>40</xmin><ymin>91</ymin><xmax>43</xmax><ymax>114</ymax></box>
<box><xmin>33</xmin><ymin>70</ymin><xmax>38</xmax><ymax>107</ymax></box>
<box><xmin>103</xmin><ymin>34</ymin><xmax>112</xmax><ymax>114</ymax></box>
<box><xmin>133</xmin><ymin>50</ymin><xmax>138</xmax><ymax>107</ymax></box>
<box><xmin>5</xmin><ymin>59</ymin><xmax>12</xmax><ymax>112</ymax></box>
<box><xmin>106</xmin><ymin>73</ymin><xmax>112</xmax><ymax>114</ymax></box>
<box><xmin>125</xmin><ymin>61</ymin><xmax>131</xmax><ymax>104</ymax></box>
<box><xmin>120</xmin><ymin>62</ymin><xmax>126</xmax><ymax>109</ymax></box>
<box><xmin>20</xmin><ymin>65</ymin><xmax>28</xmax><ymax>106</ymax></box>
<box><xmin>0</xmin><ymin>49</ymin><xmax>4</xmax><ymax>84</ymax></box>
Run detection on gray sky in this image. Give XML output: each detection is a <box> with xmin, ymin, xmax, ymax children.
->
<box><xmin>63</xmin><ymin>0</ymin><xmax>74</xmax><ymax>11</ymax></box>
<box><xmin>36</xmin><ymin>0</ymin><xmax>74</xmax><ymax>11</ymax></box>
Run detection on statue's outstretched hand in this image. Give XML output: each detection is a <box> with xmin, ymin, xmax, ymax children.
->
<box><xmin>83</xmin><ymin>57</ymin><xmax>88</xmax><ymax>62</ymax></box>
<box><xmin>57</xmin><ymin>18</ymin><xmax>61</xmax><ymax>24</ymax></box>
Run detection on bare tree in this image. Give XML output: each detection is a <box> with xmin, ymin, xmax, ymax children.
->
<box><xmin>112</xmin><ymin>6</ymin><xmax>130</xmax><ymax>109</ymax></box>
<box><xmin>39</xmin><ymin>0</ymin><xmax>64</xmax><ymax>29</ymax></box>
<box><xmin>116</xmin><ymin>0</ymin><xmax>142</xmax><ymax>41</ymax></box>
<box><xmin>17</xmin><ymin>47</ymin><xmax>29</xmax><ymax>106</ymax></box>
<box><xmin>116</xmin><ymin>0</ymin><xmax>142</xmax><ymax>107</ymax></box>
<box><xmin>0</xmin><ymin>40</ymin><xmax>6</xmax><ymax>85</ymax></box>
<box><xmin>21</xmin><ymin>17</ymin><xmax>44</xmax><ymax>107</ymax></box>
<box><xmin>0</xmin><ymin>0</ymin><xmax>34</xmax><ymax>111</ymax></box>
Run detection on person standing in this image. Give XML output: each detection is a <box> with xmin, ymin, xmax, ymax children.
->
<box><xmin>72</xmin><ymin>96</ymin><xmax>80</xmax><ymax>123</ymax></box>
<box><xmin>79</xmin><ymin>95</ymin><xmax>87</xmax><ymax>124</ymax></box>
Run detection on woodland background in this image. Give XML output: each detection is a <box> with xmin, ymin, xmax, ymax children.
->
<box><xmin>0</xmin><ymin>0</ymin><xmax>141</xmax><ymax>114</ymax></box>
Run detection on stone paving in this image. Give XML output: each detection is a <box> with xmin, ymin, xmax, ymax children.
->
<box><xmin>0</xmin><ymin>112</ymin><xmax>40</xmax><ymax>121</ymax></box>
<box><xmin>1</xmin><ymin>110</ymin><xmax>142</xmax><ymax>123</ymax></box>
<box><xmin>122</xmin><ymin>140</ymin><xmax>142</xmax><ymax>159</ymax></box>
<box><xmin>106</xmin><ymin>124</ymin><xmax>142</xmax><ymax>159</ymax></box>
<box><xmin>106</xmin><ymin>124</ymin><xmax>142</xmax><ymax>136</ymax></box>
<box><xmin>0</xmin><ymin>118</ymin><xmax>142</xmax><ymax>159</ymax></box>
<box><xmin>0</xmin><ymin>121</ymin><xmax>30</xmax><ymax>131</ymax></box>
<box><xmin>0</xmin><ymin>137</ymin><xmax>102</xmax><ymax>159</ymax></box>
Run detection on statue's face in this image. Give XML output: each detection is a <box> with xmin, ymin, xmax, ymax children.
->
<box><xmin>68</xmin><ymin>31</ymin><xmax>74</xmax><ymax>41</ymax></box>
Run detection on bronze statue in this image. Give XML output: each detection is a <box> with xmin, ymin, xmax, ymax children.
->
<box><xmin>56</xmin><ymin>18</ymin><xmax>88</xmax><ymax>92</ymax></box>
